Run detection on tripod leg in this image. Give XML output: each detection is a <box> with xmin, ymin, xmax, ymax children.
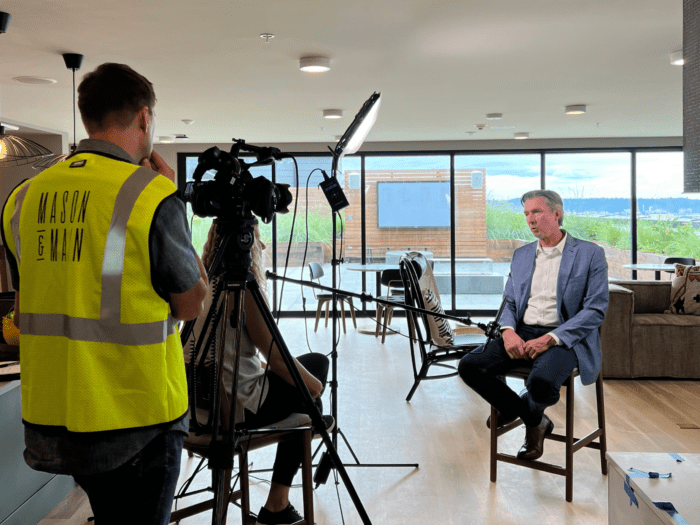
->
<box><xmin>247</xmin><ymin>281</ymin><xmax>373</xmax><ymax>525</ymax></box>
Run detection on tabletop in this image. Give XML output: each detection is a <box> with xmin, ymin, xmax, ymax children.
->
<box><xmin>345</xmin><ymin>264</ymin><xmax>398</xmax><ymax>272</ymax></box>
<box><xmin>622</xmin><ymin>264</ymin><xmax>677</xmax><ymax>271</ymax></box>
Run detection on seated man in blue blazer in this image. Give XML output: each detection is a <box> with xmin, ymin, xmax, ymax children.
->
<box><xmin>458</xmin><ymin>190</ymin><xmax>608</xmax><ymax>460</ymax></box>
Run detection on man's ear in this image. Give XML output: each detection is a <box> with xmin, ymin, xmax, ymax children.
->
<box><xmin>138</xmin><ymin>106</ymin><xmax>150</xmax><ymax>133</ymax></box>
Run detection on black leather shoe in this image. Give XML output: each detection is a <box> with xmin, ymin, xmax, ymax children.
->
<box><xmin>516</xmin><ymin>414</ymin><xmax>554</xmax><ymax>461</ymax></box>
<box><xmin>486</xmin><ymin>412</ymin><xmax>518</xmax><ymax>430</ymax></box>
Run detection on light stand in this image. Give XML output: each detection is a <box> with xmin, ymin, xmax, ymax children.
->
<box><xmin>313</xmin><ymin>92</ymin><xmax>424</xmax><ymax>484</ymax></box>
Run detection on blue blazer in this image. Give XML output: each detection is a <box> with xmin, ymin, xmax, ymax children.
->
<box><xmin>499</xmin><ymin>234</ymin><xmax>609</xmax><ymax>385</ymax></box>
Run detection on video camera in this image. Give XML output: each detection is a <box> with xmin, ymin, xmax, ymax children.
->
<box><xmin>181</xmin><ymin>139</ymin><xmax>293</xmax><ymax>223</ymax></box>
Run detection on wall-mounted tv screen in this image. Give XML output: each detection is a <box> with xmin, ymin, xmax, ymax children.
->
<box><xmin>377</xmin><ymin>181</ymin><xmax>450</xmax><ymax>228</ymax></box>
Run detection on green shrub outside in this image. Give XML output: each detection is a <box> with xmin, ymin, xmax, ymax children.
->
<box><xmin>486</xmin><ymin>203</ymin><xmax>700</xmax><ymax>258</ymax></box>
<box><xmin>190</xmin><ymin>204</ymin><xmax>700</xmax><ymax>260</ymax></box>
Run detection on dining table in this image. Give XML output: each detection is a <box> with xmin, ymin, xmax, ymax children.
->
<box><xmin>345</xmin><ymin>263</ymin><xmax>401</xmax><ymax>335</ymax></box>
<box><xmin>622</xmin><ymin>263</ymin><xmax>677</xmax><ymax>281</ymax></box>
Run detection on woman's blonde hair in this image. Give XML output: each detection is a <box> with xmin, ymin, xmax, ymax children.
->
<box><xmin>201</xmin><ymin>222</ymin><xmax>269</xmax><ymax>301</ymax></box>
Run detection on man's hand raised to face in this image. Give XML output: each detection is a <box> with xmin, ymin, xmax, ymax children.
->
<box><xmin>139</xmin><ymin>150</ymin><xmax>175</xmax><ymax>183</ymax></box>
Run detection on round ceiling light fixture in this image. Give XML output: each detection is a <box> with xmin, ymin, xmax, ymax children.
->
<box><xmin>300</xmin><ymin>56</ymin><xmax>330</xmax><ymax>73</ymax></box>
<box><xmin>486</xmin><ymin>113</ymin><xmax>503</xmax><ymax>120</ymax></box>
<box><xmin>565</xmin><ymin>104</ymin><xmax>587</xmax><ymax>115</ymax></box>
<box><xmin>13</xmin><ymin>76</ymin><xmax>57</xmax><ymax>85</ymax></box>
<box><xmin>514</xmin><ymin>132</ymin><xmax>530</xmax><ymax>140</ymax></box>
<box><xmin>323</xmin><ymin>109</ymin><xmax>343</xmax><ymax>119</ymax></box>
<box><xmin>670</xmin><ymin>50</ymin><xmax>684</xmax><ymax>66</ymax></box>
<box><xmin>260</xmin><ymin>33</ymin><xmax>275</xmax><ymax>43</ymax></box>
<box><xmin>158</xmin><ymin>136</ymin><xmax>174</xmax><ymax>143</ymax></box>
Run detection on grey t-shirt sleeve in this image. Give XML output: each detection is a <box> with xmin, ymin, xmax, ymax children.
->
<box><xmin>150</xmin><ymin>193</ymin><xmax>202</xmax><ymax>301</ymax></box>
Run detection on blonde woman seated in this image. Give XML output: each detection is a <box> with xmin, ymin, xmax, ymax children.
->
<box><xmin>186</xmin><ymin>223</ymin><xmax>330</xmax><ymax>525</ymax></box>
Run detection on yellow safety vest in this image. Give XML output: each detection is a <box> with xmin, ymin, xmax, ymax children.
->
<box><xmin>2</xmin><ymin>152</ymin><xmax>188</xmax><ymax>433</ymax></box>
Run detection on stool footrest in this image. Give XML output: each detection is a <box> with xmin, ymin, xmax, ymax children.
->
<box><xmin>495</xmin><ymin>452</ymin><xmax>567</xmax><ymax>476</ymax></box>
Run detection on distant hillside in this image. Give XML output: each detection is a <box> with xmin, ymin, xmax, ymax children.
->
<box><xmin>501</xmin><ymin>197</ymin><xmax>700</xmax><ymax>215</ymax></box>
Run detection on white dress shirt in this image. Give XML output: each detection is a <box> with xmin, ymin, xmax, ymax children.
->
<box><xmin>502</xmin><ymin>232</ymin><xmax>567</xmax><ymax>345</ymax></box>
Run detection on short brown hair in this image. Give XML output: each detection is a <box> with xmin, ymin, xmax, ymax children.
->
<box><xmin>520</xmin><ymin>189</ymin><xmax>565</xmax><ymax>226</ymax></box>
<box><xmin>78</xmin><ymin>63</ymin><xmax>156</xmax><ymax>132</ymax></box>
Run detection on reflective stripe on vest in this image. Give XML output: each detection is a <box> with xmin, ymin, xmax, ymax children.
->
<box><xmin>15</xmin><ymin>166</ymin><xmax>175</xmax><ymax>344</ymax></box>
<box><xmin>8</xmin><ymin>182</ymin><xmax>30</xmax><ymax>263</ymax></box>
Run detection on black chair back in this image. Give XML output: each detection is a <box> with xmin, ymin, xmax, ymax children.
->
<box><xmin>399</xmin><ymin>254</ymin><xmax>431</xmax><ymax>340</ymax></box>
<box><xmin>662</xmin><ymin>257</ymin><xmax>696</xmax><ymax>273</ymax></box>
<box><xmin>663</xmin><ymin>257</ymin><xmax>696</xmax><ymax>266</ymax></box>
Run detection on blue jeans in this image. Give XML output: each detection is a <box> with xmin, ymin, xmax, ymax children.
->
<box><xmin>74</xmin><ymin>431</ymin><xmax>184</xmax><ymax>525</ymax></box>
<box><xmin>458</xmin><ymin>324</ymin><xmax>578</xmax><ymax>427</ymax></box>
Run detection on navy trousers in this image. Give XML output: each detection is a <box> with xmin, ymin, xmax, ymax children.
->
<box><xmin>458</xmin><ymin>324</ymin><xmax>578</xmax><ymax>427</ymax></box>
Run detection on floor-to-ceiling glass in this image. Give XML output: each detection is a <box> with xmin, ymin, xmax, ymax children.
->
<box><xmin>545</xmin><ymin>152</ymin><xmax>632</xmax><ymax>280</ymax></box>
<box><xmin>361</xmin><ymin>155</ymin><xmax>451</xmax><ymax>311</ymax></box>
<box><xmin>635</xmin><ymin>151</ymin><xmax>699</xmax><ymax>280</ymax></box>
<box><xmin>454</xmin><ymin>154</ymin><xmax>541</xmax><ymax>310</ymax></box>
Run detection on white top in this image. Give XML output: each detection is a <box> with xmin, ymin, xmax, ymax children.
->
<box><xmin>502</xmin><ymin>232</ymin><xmax>566</xmax><ymax>345</ymax></box>
<box><xmin>184</xmin><ymin>277</ymin><xmax>269</xmax><ymax>424</ymax></box>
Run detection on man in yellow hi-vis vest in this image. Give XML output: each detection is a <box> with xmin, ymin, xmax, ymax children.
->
<box><xmin>1</xmin><ymin>63</ymin><xmax>207</xmax><ymax>525</ymax></box>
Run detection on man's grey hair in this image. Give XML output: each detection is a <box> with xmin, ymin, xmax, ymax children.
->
<box><xmin>520</xmin><ymin>190</ymin><xmax>565</xmax><ymax>226</ymax></box>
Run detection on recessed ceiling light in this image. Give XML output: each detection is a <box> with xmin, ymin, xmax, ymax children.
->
<box><xmin>670</xmin><ymin>50</ymin><xmax>684</xmax><ymax>66</ymax></box>
<box><xmin>323</xmin><ymin>109</ymin><xmax>342</xmax><ymax>119</ymax></box>
<box><xmin>486</xmin><ymin>113</ymin><xmax>503</xmax><ymax>120</ymax></box>
<box><xmin>300</xmin><ymin>56</ymin><xmax>330</xmax><ymax>73</ymax></box>
<box><xmin>0</xmin><ymin>122</ymin><xmax>19</xmax><ymax>131</ymax></box>
<box><xmin>13</xmin><ymin>76</ymin><xmax>57</xmax><ymax>85</ymax></box>
<box><xmin>174</xmin><ymin>134</ymin><xmax>189</xmax><ymax>141</ymax></box>
<box><xmin>475</xmin><ymin>124</ymin><xmax>487</xmax><ymax>131</ymax></box>
<box><xmin>466</xmin><ymin>131</ymin><xmax>476</xmax><ymax>136</ymax></box>
<box><xmin>181</xmin><ymin>119</ymin><xmax>194</xmax><ymax>125</ymax></box>
<box><xmin>565</xmin><ymin>104</ymin><xmax>587</xmax><ymax>115</ymax></box>
<box><xmin>514</xmin><ymin>132</ymin><xmax>529</xmax><ymax>139</ymax></box>
<box><xmin>260</xmin><ymin>33</ymin><xmax>275</xmax><ymax>43</ymax></box>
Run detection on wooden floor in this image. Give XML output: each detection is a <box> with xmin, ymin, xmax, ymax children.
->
<box><xmin>38</xmin><ymin>316</ymin><xmax>700</xmax><ymax>525</ymax></box>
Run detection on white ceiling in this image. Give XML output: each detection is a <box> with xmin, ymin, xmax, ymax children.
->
<box><xmin>0</xmin><ymin>0</ymin><xmax>685</xmax><ymax>146</ymax></box>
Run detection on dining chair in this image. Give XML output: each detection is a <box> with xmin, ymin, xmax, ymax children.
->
<box><xmin>308</xmin><ymin>262</ymin><xmax>357</xmax><ymax>333</ymax></box>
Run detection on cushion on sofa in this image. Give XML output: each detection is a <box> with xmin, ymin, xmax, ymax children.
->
<box><xmin>668</xmin><ymin>265</ymin><xmax>700</xmax><ymax>315</ymax></box>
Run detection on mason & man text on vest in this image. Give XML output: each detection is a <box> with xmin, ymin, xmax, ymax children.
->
<box><xmin>36</xmin><ymin>190</ymin><xmax>90</xmax><ymax>262</ymax></box>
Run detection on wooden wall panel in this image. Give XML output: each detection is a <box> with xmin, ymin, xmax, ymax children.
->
<box><xmin>343</xmin><ymin>169</ymin><xmax>487</xmax><ymax>259</ymax></box>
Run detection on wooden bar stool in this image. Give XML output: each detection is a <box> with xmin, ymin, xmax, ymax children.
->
<box><xmin>489</xmin><ymin>366</ymin><xmax>607</xmax><ymax>502</ymax></box>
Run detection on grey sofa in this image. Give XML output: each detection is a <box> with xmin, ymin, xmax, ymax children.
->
<box><xmin>601</xmin><ymin>280</ymin><xmax>700</xmax><ymax>378</ymax></box>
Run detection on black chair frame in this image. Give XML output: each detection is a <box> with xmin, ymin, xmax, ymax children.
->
<box><xmin>399</xmin><ymin>254</ymin><xmax>482</xmax><ymax>401</ymax></box>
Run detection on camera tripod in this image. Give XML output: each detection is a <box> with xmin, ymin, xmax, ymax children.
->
<box><xmin>179</xmin><ymin>204</ymin><xmax>372</xmax><ymax>525</ymax></box>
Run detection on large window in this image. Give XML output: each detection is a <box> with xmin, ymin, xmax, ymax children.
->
<box><xmin>545</xmin><ymin>152</ymin><xmax>632</xmax><ymax>281</ymax></box>
<box><xmin>635</xmin><ymin>151</ymin><xmax>700</xmax><ymax>280</ymax></box>
<box><xmin>454</xmin><ymin>154</ymin><xmax>541</xmax><ymax>310</ymax></box>
<box><xmin>178</xmin><ymin>146</ymin><xmax>682</xmax><ymax>315</ymax></box>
